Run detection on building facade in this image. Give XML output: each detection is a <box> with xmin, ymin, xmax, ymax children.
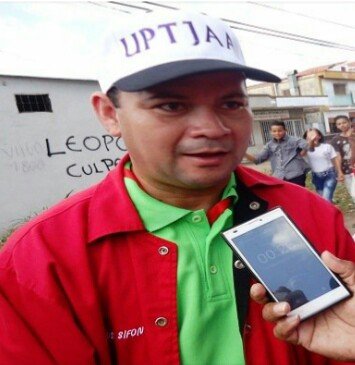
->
<box><xmin>0</xmin><ymin>74</ymin><xmax>126</xmax><ymax>234</ymax></box>
<box><xmin>247</xmin><ymin>61</ymin><xmax>355</xmax><ymax>150</ymax></box>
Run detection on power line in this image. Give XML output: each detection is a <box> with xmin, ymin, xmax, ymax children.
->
<box><xmin>143</xmin><ymin>1</ymin><xmax>178</xmax><ymax>11</ymax></box>
<box><xmin>224</xmin><ymin>18</ymin><xmax>355</xmax><ymax>52</ymax></box>
<box><xmin>141</xmin><ymin>1</ymin><xmax>355</xmax><ymax>52</ymax></box>
<box><xmin>92</xmin><ymin>1</ymin><xmax>355</xmax><ymax>52</ymax></box>
<box><xmin>109</xmin><ymin>1</ymin><xmax>152</xmax><ymax>12</ymax></box>
<box><xmin>247</xmin><ymin>1</ymin><xmax>355</xmax><ymax>31</ymax></box>
<box><xmin>88</xmin><ymin>1</ymin><xmax>131</xmax><ymax>14</ymax></box>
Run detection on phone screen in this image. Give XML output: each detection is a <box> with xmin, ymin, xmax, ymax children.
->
<box><xmin>232</xmin><ymin>216</ymin><xmax>339</xmax><ymax>310</ymax></box>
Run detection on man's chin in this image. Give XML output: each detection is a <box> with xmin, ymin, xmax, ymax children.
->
<box><xmin>178</xmin><ymin>172</ymin><xmax>233</xmax><ymax>190</ymax></box>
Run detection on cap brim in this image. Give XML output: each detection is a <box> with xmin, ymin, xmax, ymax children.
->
<box><xmin>112</xmin><ymin>59</ymin><xmax>281</xmax><ymax>91</ymax></box>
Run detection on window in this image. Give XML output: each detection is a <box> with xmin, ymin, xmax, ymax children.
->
<box><xmin>328</xmin><ymin>118</ymin><xmax>337</xmax><ymax>133</ymax></box>
<box><xmin>15</xmin><ymin>94</ymin><xmax>53</xmax><ymax>113</ymax></box>
<box><xmin>333</xmin><ymin>83</ymin><xmax>346</xmax><ymax>96</ymax></box>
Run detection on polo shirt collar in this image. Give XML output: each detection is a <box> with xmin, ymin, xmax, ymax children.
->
<box><xmin>124</xmin><ymin>162</ymin><xmax>237</xmax><ymax>232</ymax></box>
<box><xmin>87</xmin><ymin>154</ymin><xmax>282</xmax><ymax>243</ymax></box>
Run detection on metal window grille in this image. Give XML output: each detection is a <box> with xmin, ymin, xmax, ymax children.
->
<box><xmin>15</xmin><ymin>94</ymin><xmax>53</xmax><ymax>113</ymax></box>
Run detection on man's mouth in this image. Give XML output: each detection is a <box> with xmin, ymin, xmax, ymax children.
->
<box><xmin>183</xmin><ymin>150</ymin><xmax>229</xmax><ymax>166</ymax></box>
<box><xmin>188</xmin><ymin>151</ymin><xmax>227</xmax><ymax>158</ymax></box>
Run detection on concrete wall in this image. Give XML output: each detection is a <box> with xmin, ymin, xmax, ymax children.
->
<box><xmin>0</xmin><ymin>76</ymin><xmax>126</xmax><ymax>234</ymax></box>
<box><xmin>298</xmin><ymin>75</ymin><xmax>322</xmax><ymax>95</ymax></box>
<box><xmin>248</xmin><ymin>83</ymin><xmax>275</xmax><ymax>96</ymax></box>
<box><xmin>249</xmin><ymin>95</ymin><xmax>276</xmax><ymax>109</ymax></box>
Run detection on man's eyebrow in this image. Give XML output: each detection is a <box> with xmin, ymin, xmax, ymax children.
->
<box><xmin>143</xmin><ymin>92</ymin><xmax>188</xmax><ymax>101</ymax></box>
<box><xmin>221</xmin><ymin>92</ymin><xmax>248</xmax><ymax>99</ymax></box>
<box><xmin>143</xmin><ymin>91</ymin><xmax>248</xmax><ymax>101</ymax></box>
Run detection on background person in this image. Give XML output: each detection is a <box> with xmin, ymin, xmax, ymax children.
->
<box><xmin>303</xmin><ymin>128</ymin><xmax>343</xmax><ymax>202</ymax></box>
<box><xmin>250</xmin><ymin>251</ymin><xmax>355</xmax><ymax>362</ymax></box>
<box><xmin>245</xmin><ymin>121</ymin><xmax>309</xmax><ymax>186</ymax></box>
<box><xmin>331</xmin><ymin>115</ymin><xmax>355</xmax><ymax>203</ymax></box>
<box><xmin>0</xmin><ymin>9</ymin><xmax>355</xmax><ymax>365</ymax></box>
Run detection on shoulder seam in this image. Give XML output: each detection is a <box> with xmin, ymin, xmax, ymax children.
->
<box><xmin>9</xmin><ymin>190</ymin><xmax>96</xmax><ymax>244</ymax></box>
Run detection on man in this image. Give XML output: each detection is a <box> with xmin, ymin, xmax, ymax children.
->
<box><xmin>245</xmin><ymin>121</ymin><xmax>309</xmax><ymax>186</ymax></box>
<box><xmin>0</xmin><ymin>9</ymin><xmax>354</xmax><ymax>365</ymax></box>
<box><xmin>331</xmin><ymin>115</ymin><xmax>355</xmax><ymax>202</ymax></box>
<box><xmin>250</xmin><ymin>251</ymin><xmax>355</xmax><ymax>362</ymax></box>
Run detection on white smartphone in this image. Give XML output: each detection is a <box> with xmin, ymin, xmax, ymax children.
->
<box><xmin>222</xmin><ymin>207</ymin><xmax>351</xmax><ymax>320</ymax></box>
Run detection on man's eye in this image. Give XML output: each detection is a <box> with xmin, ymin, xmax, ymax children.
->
<box><xmin>222</xmin><ymin>101</ymin><xmax>247</xmax><ymax>109</ymax></box>
<box><xmin>158</xmin><ymin>103</ymin><xmax>185</xmax><ymax>112</ymax></box>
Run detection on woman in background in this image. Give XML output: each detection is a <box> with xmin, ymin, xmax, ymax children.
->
<box><xmin>303</xmin><ymin>128</ymin><xmax>343</xmax><ymax>202</ymax></box>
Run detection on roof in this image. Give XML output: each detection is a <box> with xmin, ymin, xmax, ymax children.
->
<box><xmin>296</xmin><ymin>61</ymin><xmax>345</xmax><ymax>77</ymax></box>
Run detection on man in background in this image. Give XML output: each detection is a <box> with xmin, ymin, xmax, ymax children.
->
<box><xmin>245</xmin><ymin>121</ymin><xmax>309</xmax><ymax>186</ymax></box>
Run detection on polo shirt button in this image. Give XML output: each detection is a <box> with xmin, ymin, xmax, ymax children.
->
<box><xmin>158</xmin><ymin>246</ymin><xmax>169</xmax><ymax>255</ymax></box>
<box><xmin>192</xmin><ymin>215</ymin><xmax>202</xmax><ymax>223</ymax></box>
<box><xmin>234</xmin><ymin>260</ymin><xmax>245</xmax><ymax>269</ymax></box>
<box><xmin>244</xmin><ymin>323</ymin><xmax>252</xmax><ymax>333</ymax></box>
<box><xmin>249</xmin><ymin>201</ymin><xmax>260</xmax><ymax>210</ymax></box>
<box><xmin>155</xmin><ymin>317</ymin><xmax>168</xmax><ymax>327</ymax></box>
<box><xmin>210</xmin><ymin>265</ymin><xmax>218</xmax><ymax>274</ymax></box>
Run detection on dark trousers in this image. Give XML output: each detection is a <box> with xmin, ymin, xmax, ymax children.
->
<box><xmin>284</xmin><ymin>174</ymin><xmax>306</xmax><ymax>187</ymax></box>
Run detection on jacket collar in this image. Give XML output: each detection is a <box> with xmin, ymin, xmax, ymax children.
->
<box><xmin>88</xmin><ymin>154</ymin><xmax>145</xmax><ymax>243</ymax></box>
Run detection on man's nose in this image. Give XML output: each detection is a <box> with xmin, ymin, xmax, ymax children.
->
<box><xmin>189</xmin><ymin>108</ymin><xmax>231</xmax><ymax>139</ymax></box>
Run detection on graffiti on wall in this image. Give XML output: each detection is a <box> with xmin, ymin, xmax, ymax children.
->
<box><xmin>0</xmin><ymin>141</ymin><xmax>46</xmax><ymax>174</ymax></box>
<box><xmin>46</xmin><ymin>134</ymin><xmax>127</xmax><ymax>177</ymax></box>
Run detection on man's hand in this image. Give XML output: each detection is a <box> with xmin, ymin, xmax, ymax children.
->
<box><xmin>250</xmin><ymin>251</ymin><xmax>355</xmax><ymax>361</ymax></box>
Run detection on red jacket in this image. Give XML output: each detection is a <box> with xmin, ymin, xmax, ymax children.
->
<box><xmin>1</xmin><ymin>155</ymin><xmax>354</xmax><ymax>365</ymax></box>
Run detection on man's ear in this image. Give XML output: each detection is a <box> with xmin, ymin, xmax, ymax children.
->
<box><xmin>91</xmin><ymin>92</ymin><xmax>121</xmax><ymax>137</ymax></box>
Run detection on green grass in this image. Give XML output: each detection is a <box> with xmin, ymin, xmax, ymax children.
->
<box><xmin>0</xmin><ymin>192</ymin><xmax>73</xmax><ymax>249</ymax></box>
<box><xmin>0</xmin><ymin>211</ymin><xmax>45</xmax><ymax>250</ymax></box>
<box><xmin>0</xmin><ymin>226</ymin><xmax>18</xmax><ymax>248</ymax></box>
<box><xmin>260</xmin><ymin>167</ymin><xmax>355</xmax><ymax>215</ymax></box>
<box><xmin>305</xmin><ymin>174</ymin><xmax>355</xmax><ymax>214</ymax></box>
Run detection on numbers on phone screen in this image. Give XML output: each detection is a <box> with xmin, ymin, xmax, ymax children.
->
<box><xmin>257</xmin><ymin>241</ymin><xmax>298</xmax><ymax>265</ymax></box>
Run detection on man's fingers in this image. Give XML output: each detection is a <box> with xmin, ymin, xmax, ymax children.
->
<box><xmin>251</xmin><ymin>283</ymin><xmax>292</xmax><ymax>320</ymax></box>
<box><xmin>273</xmin><ymin>315</ymin><xmax>300</xmax><ymax>344</ymax></box>
<box><xmin>250</xmin><ymin>283</ymin><xmax>269</xmax><ymax>304</ymax></box>
<box><xmin>321</xmin><ymin>251</ymin><xmax>355</xmax><ymax>286</ymax></box>
<box><xmin>262</xmin><ymin>302</ymin><xmax>291</xmax><ymax>322</ymax></box>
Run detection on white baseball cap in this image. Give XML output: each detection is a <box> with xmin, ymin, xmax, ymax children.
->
<box><xmin>98</xmin><ymin>10</ymin><xmax>280</xmax><ymax>93</ymax></box>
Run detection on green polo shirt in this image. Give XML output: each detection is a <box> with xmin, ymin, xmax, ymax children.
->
<box><xmin>124</xmin><ymin>167</ymin><xmax>244</xmax><ymax>365</ymax></box>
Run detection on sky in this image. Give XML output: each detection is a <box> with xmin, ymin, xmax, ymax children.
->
<box><xmin>0</xmin><ymin>0</ymin><xmax>354</xmax><ymax>85</ymax></box>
